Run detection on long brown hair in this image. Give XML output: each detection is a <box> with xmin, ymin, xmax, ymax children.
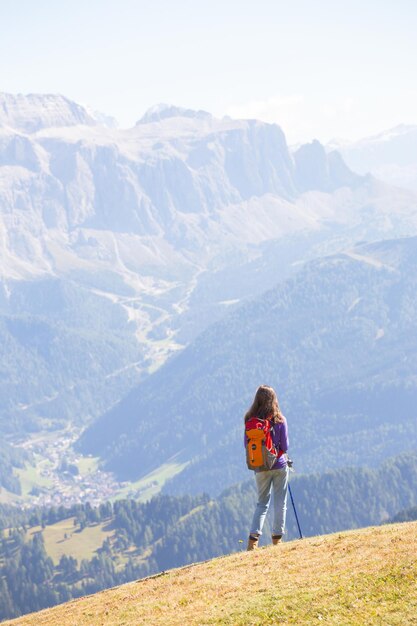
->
<box><xmin>244</xmin><ymin>385</ymin><xmax>284</xmax><ymax>424</ymax></box>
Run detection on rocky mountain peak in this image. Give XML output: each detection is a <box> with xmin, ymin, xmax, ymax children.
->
<box><xmin>136</xmin><ymin>103</ymin><xmax>212</xmax><ymax>125</ymax></box>
<box><xmin>293</xmin><ymin>139</ymin><xmax>361</xmax><ymax>192</ymax></box>
<box><xmin>0</xmin><ymin>92</ymin><xmax>98</xmax><ymax>133</ymax></box>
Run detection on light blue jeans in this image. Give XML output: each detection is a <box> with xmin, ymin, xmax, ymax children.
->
<box><xmin>250</xmin><ymin>467</ymin><xmax>289</xmax><ymax>537</ymax></box>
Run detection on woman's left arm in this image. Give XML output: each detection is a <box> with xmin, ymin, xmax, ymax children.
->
<box><xmin>280</xmin><ymin>417</ymin><xmax>289</xmax><ymax>453</ymax></box>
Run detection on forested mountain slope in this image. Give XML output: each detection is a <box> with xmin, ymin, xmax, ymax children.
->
<box><xmin>0</xmin><ymin>441</ymin><xmax>27</xmax><ymax>494</ymax></box>
<box><xmin>151</xmin><ymin>453</ymin><xmax>417</xmax><ymax>564</ymax></box>
<box><xmin>79</xmin><ymin>236</ymin><xmax>417</xmax><ymax>491</ymax></box>
<box><xmin>0</xmin><ymin>278</ymin><xmax>143</xmax><ymax>438</ymax></box>
<box><xmin>388</xmin><ymin>504</ymin><xmax>417</xmax><ymax>523</ymax></box>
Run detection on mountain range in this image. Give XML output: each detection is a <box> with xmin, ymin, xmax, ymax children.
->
<box><xmin>332</xmin><ymin>123</ymin><xmax>417</xmax><ymax>192</ymax></box>
<box><xmin>1</xmin><ymin>92</ymin><xmax>417</xmax><ymax>496</ymax></box>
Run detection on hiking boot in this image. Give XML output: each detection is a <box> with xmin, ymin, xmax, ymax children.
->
<box><xmin>247</xmin><ymin>534</ymin><xmax>259</xmax><ymax>551</ymax></box>
<box><xmin>272</xmin><ymin>534</ymin><xmax>282</xmax><ymax>545</ymax></box>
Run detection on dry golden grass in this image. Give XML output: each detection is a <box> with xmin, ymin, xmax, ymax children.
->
<box><xmin>6</xmin><ymin>521</ymin><xmax>417</xmax><ymax>626</ymax></box>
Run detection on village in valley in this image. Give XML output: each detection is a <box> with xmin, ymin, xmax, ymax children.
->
<box><xmin>3</xmin><ymin>429</ymin><xmax>158</xmax><ymax>509</ymax></box>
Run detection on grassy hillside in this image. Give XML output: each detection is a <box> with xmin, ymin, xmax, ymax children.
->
<box><xmin>6</xmin><ymin>521</ymin><xmax>417</xmax><ymax>626</ymax></box>
<box><xmin>26</xmin><ymin>518</ymin><xmax>115</xmax><ymax>565</ymax></box>
<box><xmin>2</xmin><ymin>456</ymin><xmax>416</xmax><ymax>621</ymax></box>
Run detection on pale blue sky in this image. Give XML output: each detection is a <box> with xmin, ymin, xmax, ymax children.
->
<box><xmin>1</xmin><ymin>0</ymin><xmax>416</xmax><ymax>142</ymax></box>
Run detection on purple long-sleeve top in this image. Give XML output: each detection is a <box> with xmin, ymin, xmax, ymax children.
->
<box><xmin>245</xmin><ymin>416</ymin><xmax>289</xmax><ymax>470</ymax></box>
<box><xmin>271</xmin><ymin>417</ymin><xmax>289</xmax><ymax>469</ymax></box>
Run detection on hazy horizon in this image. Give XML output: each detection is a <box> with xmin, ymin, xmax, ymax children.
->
<box><xmin>2</xmin><ymin>0</ymin><xmax>417</xmax><ymax>144</ymax></box>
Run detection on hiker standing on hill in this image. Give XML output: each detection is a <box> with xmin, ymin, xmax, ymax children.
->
<box><xmin>244</xmin><ymin>385</ymin><xmax>289</xmax><ymax>550</ymax></box>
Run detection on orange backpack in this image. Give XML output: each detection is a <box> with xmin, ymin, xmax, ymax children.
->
<box><xmin>245</xmin><ymin>417</ymin><xmax>282</xmax><ymax>471</ymax></box>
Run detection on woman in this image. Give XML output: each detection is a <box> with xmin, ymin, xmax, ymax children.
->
<box><xmin>245</xmin><ymin>385</ymin><xmax>289</xmax><ymax>550</ymax></box>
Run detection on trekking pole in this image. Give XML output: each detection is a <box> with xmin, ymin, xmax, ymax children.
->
<box><xmin>288</xmin><ymin>483</ymin><xmax>303</xmax><ymax>540</ymax></box>
<box><xmin>287</xmin><ymin>457</ymin><xmax>303</xmax><ymax>540</ymax></box>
